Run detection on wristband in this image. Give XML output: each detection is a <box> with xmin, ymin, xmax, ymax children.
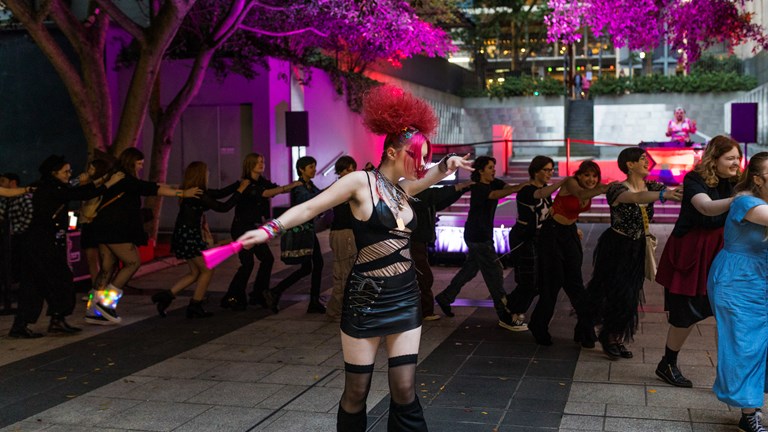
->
<box><xmin>658</xmin><ymin>188</ymin><xmax>667</xmax><ymax>203</ymax></box>
<box><xmin>439</xmin><ymin>153</ymin><xmax>459</xmax><ymax>173</ymax></box>
<box><xmin>260</xmin><ymin>218</ymin><xmax>286</xmax><ymax>239</ymax></box>
<box><xmin>176</xmin><ymin>190</ymin><xmax>183</xmax><ymax>197</ymax></box>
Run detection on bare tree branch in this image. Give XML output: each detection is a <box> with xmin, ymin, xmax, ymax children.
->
<box><xmin>35</xmin><ymin>0</ymin><xmax>53</xmax><ymax>23</ymax></box>
<box><xmin>239</xmin><ymin>24</ymin><xmax>328</xmax><ymax>38</ymax></box>
<box><xmin>93</xmin><ymin>0</ymin><xmax>145</xmax><ymax>43</ymax></box>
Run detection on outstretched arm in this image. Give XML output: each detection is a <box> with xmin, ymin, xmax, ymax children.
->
<box><xmin>533</xmin><ymin>176</ymin><xmax>568</xmax><ymax>199</ymax></box>
<box><xmin>237</xmin><ymin>172</ymin><xmax>366</xmax><ymax>248</ymax></box>
<box><xmin>400</xmin><ymin>154</ymin><xmax>473</xmax><ymax>196</ymax></box>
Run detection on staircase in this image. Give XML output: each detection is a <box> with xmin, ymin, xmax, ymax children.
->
<box><xmin>565</xmin><ymin>99</ymin><xmax>599</xmax><ymax>158</ymax></box>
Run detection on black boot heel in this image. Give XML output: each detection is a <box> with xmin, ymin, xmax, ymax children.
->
<box><xmin>186</xmin><ymin>300</ymin><xmax>213</xmax><ymax>319</ymax></box>
<box><xmin>151</xmin><ymin>290</ymin><xmax>175</xmax><ymax>317</ymax></box>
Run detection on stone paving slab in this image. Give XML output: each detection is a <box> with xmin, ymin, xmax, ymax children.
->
<box><xmin>0</xmin><ymin>225</ymin><xmax>758</xmax><ymax>432</ymax></box>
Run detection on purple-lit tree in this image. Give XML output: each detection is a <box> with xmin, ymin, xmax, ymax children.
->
<box><xmin>545</xmin><ymin>0</ymin><xmax>768</xmax><ymax>66</ymax></box>
<box><xmin>2</xmin><ymin>0</ymin><xmax>453</xmax><ymax>238</ymax></box>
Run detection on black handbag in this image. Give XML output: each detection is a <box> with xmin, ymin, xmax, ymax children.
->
<box><xmin>280</xmin><ymin>222</ymin><xmax>315</xmax><ymax>265</ymax></box>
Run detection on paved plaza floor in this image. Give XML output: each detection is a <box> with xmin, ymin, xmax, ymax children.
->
<box><xmin>0</xmin><ymin>224</ymin><xmax>753</xmax><ymax>431</ymax></box>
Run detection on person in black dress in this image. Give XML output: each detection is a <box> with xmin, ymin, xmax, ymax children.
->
<box><xmin>238</xmin><ymin>85</ymin><xmax>473</xmax><ymax>431</ymax></box>
<box><xmin>151</xmin><ymin>161</ymin><xmax>249</xmax><ymax>318</ymax></box>
<box><xmin>86</xmin><ymin>148</ymin><xmax>201</xmax><ymax>325</ymax></box>
<box><xmin>9</xmin><ymin>155</ymin><xmax>123</xmax><ymax>338</ymax></box>
<box><xmin>220</xmin><ymin>153</ymin><xmax>301</xmax><ymax>311</ymax></box>
<box><xmin>583</xmin><ymin>147</ymin><xmax>682</xmax><ymax>359</ymax></box>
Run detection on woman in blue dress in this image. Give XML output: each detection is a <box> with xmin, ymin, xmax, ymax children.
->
<box><xmin>708</xmin><ymin>152</ymin><xmax>768</xmax><ymax>432</ymax></box>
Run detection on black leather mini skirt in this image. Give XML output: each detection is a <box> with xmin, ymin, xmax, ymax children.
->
<box><xmin>340</xmin><ymin>267</ymin><xmax>421</xmax><ymax>338</ymax></box>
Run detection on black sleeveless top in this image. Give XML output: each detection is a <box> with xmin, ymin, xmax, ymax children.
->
<box><xmin>351</xmin><ymin>172</ymin><xmax>417</xmax><ymax>278</ymax></box>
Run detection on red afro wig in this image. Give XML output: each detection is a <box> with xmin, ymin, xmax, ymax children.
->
<box><xmin>362</xmin><ymin>85</ymin><xmax>438</xmax><ymax>138</ymax></box>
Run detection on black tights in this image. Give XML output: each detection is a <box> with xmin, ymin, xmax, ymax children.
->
<box><xmin>340</xmin><ymin>354</ymin><xmax>418</xmax><ymax>414</ymax></box>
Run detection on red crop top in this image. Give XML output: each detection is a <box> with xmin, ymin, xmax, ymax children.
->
<box><xmin>551</xmin><ymin>194</ymin><xmax>591</xmax><ymax>220</ymax></box>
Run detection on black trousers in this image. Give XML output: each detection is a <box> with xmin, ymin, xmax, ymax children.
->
<box><xmin>271</xmin><ymin>235</ymin><xmax>323</xmax><ymax>300</ymax></box>
<box><xmin>224</xmin><ymin>243</ymin><xmax>274</xmax><ymax>304</ymax></box>
<box><xmin>14</xmin><ymin>231</ymin><xmax>75</xmax><ymax>326</ymax></box>
<box><xmin>529</xmin><ymin>220</ymin><xmax>586</xmax><ymax>333</ymax></box>
<box><xmin>506</xmin><ymin>231</ymin><xmax>540</xmax><ymax>315</ymax></box>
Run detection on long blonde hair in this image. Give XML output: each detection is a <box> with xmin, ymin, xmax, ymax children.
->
<box><xmin>694</xmin><ymin>135</ymin><xmax>742</xmax><ymax>187</ymax></box>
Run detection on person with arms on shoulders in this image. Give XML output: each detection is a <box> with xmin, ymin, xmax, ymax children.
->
<box><xmin>434</xmin><ymin>156</ymin><xmax>526</xmax><ymax>331</ymax></box>
<box><xmin>655</xmin><ymin>136</ymin><xmax>741</xmax><ymax>387</ymax></box>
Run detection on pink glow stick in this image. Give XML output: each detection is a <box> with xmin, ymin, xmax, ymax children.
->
<box><xmin>202</xmin><ymin>241</ymin><xmax>243</xmax><ymax>269</ymax></box>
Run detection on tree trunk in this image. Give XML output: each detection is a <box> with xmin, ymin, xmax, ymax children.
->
<box><xmin>144</xmin><ymin>121</ymin><xmax>175</xmax><ymax>243</ymax></box>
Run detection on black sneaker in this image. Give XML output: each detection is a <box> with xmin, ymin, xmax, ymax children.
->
<box><xmin>435</xmin><ymin>293</ymin><xmax>454</xmax><ymax>318</ymax></box>
<box><xmin>94</xmin><ymin>303</ymin><xmax>123</xmax><ymax>324</ymax></box>
<box><xmin>738</xmin><ymin>410</ymin><xmax>767</xmax><ymax>432</ymax></box>
<box><xmin>498</xmin><ymin>313</ymin><xmax>528</xmax><ymax>332</ymax></box>
<box><xmin>655</xmin><ymin>357</ymin><xmax>693</xmax><ymax>388</ymax></box>
<box><xmin>8</xmin><ymin>325</ymin><xmax>44</xmax><ymax>339</ymax></box>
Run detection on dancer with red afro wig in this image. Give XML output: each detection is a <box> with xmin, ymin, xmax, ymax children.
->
<box><xmin>238</xmin><ymin>85</ymin><xmax>472</xmax><ymax>431</ymax></box>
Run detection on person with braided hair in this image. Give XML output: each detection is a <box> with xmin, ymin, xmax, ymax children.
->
<box><xmin>238</xmin><ymin>85</ymin><xmax>473</xmax><ymax>431</ymax></box>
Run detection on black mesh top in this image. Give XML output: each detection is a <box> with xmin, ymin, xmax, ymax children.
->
<box><xmin>350</xmin><ymin>172</ymin><xmax>417</xmax><ymax>278</ymax></box>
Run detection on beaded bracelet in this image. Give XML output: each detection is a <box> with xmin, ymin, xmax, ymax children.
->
<box><xmin>658</xmin><ymin>188</ymin><xmax>667</xmax><ymax>203</ymax></box>
<box><xmin>259</xmin><ymin>218</ymin><xmax>286</xmax><ymax>240</ymax></box>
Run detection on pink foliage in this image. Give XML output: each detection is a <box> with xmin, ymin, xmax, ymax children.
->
<box><xmin>545</xmin><ymin>0</ymin><xmax>768</xmax><ymax>64</ymax></box>
<box><xmin>247</xmin><ymin>0</ymin><xmax>455</xmax><ymax>72</ymax></box>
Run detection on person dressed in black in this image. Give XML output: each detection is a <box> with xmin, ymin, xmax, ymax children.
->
<box><xmin>9</xmin><ymin>155</ymin><xmax>123</xmax><ymax>338</ymax></box>
<box><xmin>86</xmin><ymin>148</ymin><xmax>201</xmax><ymax>325</ymax></box>
<box><xmin>238</xmin><ymin>85</ymin><xmax>473</xmax><ymax>431</ymax></box>
<box><xmin>264</xmin><ymin>156</ymin><xmax>326</xmax><ymax>314</ymax></box>
<box><xmin>220</xmin><ymin>153</ymin><xmax>301</xmax><ymax>311</ymax></box>
<box><xmin>151</xmin><ymin>161</ymin><xmax>249</xmax><ymax>318</ymax></box>
<box><xmin>505</xmin><ymin>156</ymin><xmax>566</xmax><ymax>331</ymax></box>
<box><xmin>410</xmin><ymin>179</ymin><xmax>472</xmax><ymax>321</ymax></box>
<box><xmin>434</xmin><ymin>156</ymin><xmax>526</xmax><ymax>330</ymax></box>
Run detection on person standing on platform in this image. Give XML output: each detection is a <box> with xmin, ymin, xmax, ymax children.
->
<box><xmin>434</xmin><ymin>156</ymin><xmax>526</xmax><ymax>331</ymax></box>
<box><xmin>707</xmin><ymin>152</ymin><xmax>768</xmax><ymax>432</ymax></box>
<box><xmin>326</xmin><ymin>156</ymin><xmax>358</xmax><ymax>321</ymax></box>
<box><xmin>10</xmin><ymin>155</ymin><xmax>123</xmax><ymax>338</ymax></box>
<box><xmin>666</xmin><ymin>107</ymin><xmax>697</xmax><ymax>144</ymax></box>
<box><xmin>265</xmin><ymin>156</ymin><xmax>326</xmax><ymax>314</ymax></box>
<box><xmin>220</xmin><ymin>153</ymin><xmax>301</xmax><ymax>311</ymax></box>
<box><xmin>505</xmin><ymin>156</ymin><xmax>566</xmax><ymax>331</ymax></box>
<box><xmin>237</xmin><ymin>85</ymin><xmax>473</xmax><ymax>431</ymax></box>
<box><xmin>0</xmin><ymin>173</ymin><xmax>34</xmax><ymax>285</ymax></box>
<box><xmin>654</xmin><ymin>136</ymin><xmax>741</xmax><ymax>387</ymax></box>
<box><xmin>411</xmin><ymin>178</ymin><xmax>472</xmax><ymax>321</ymax></box>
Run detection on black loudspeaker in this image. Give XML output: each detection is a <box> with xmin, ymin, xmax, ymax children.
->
<box><xmin>731</xmin><ymin>103</ymin><xmax>758</xmax><ymax>143</ymax></box>
<box><xmin>285</xmin><ymin>111</ymin><xmax>309</xmax><ymax>147</ymax></box>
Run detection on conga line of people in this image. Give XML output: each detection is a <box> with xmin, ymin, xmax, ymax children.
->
<box><xmin>1</xmin><ymin>88</ymin><xmax>762</xmax><ymax>431</ymax></box>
